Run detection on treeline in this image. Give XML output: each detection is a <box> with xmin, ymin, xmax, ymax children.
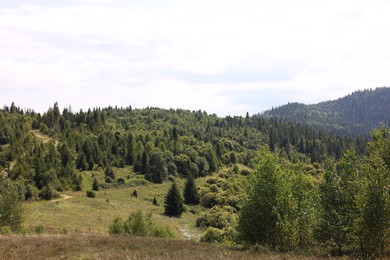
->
<box><xmin>262</xmin><ymin>87</ymin><xmax>390</xmax><ymax>137</ymax></box>
<box><xmin>1</xmin><ymin>102</ymin><xmax>365</xmax><ymax>199</ymax></box>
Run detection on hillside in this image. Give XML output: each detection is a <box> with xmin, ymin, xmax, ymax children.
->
<box><xmin>261</xmin><ymin>87</ymin><xmax>390</xmax><ymax>137</ymax></box>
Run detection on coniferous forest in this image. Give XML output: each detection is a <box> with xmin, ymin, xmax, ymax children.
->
<box><xmin>262</xmin><ymin>87</ymin><xmax>390</xmax><ymax>137</ymax></box>
<box><xmin>0</xmin><ymin>92</ymin><xmax>389</xmax><ymax>258</ymax></box>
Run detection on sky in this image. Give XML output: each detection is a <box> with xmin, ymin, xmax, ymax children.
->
<box><xmin>1</xmin><ymin>0</ymin><xmax>390</xmax><ymax>116</ymax></box>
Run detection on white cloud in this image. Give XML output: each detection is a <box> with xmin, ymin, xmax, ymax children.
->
<box><xmin>1</xmin><ymin>0</ymin><xmax>390</xmax><ymax>116</ymax></box>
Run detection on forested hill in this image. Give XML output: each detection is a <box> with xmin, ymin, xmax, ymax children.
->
<box><xmin>261</xmin><ymin>87</ymin><xmax>390</xmax><ymax>137</ymax></box>
<box><xmin>0</xmin><ymin>102</ymin><xmax>365</xmax><ymax>198</ymax></box>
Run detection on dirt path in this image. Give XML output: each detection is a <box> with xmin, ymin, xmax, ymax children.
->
<box><xmin>51</xmin><ymin>194</ymin><xmax>72</xmax><ymax>203</ymax></box>
<box><xmin>178</xmin><ymin>224</ymin><xmax>201</xmax><ymax>241</ymax></box>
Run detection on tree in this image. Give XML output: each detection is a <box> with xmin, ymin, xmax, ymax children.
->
<box><xmin>357</xmin><ymin>127</ymin><xmax>390</xmax><ymax>257</ymax></box>
<box><xmin>237</xmin><ymin>148</ymin><xmax>293</xmax><ymax>249</ymax></box>
<box><xmin>141</xmin><ymin>150</ymin><xmax>149</xmax><ymax>174</ymax></box>
<box><xmin>164</xmin><ymin>181</ymin><xmax>184</xmax><ymax>217</ymax></box>
<box><xmin>0</xmin><ymin>179</ymin><xmax>24</xmax><ymax>231</ymax></box>
<box><xmin>147</xmin><ymin>151</ymin><xmax>167</xmax><ymax>183</ymax></box>
<box><xmin>317</xmin><ymin>158</ymin><xmax>355</xmax><ymax>255</ymax></box>
<box><xmin>183</xmin><ymin>174</ymin><xmax>199</xmax><ymax>205</ymax></box>
<box><xmin>92</xmin><ymin>177</ymin><xmax>99</xmax><ymax>191</ymax></box>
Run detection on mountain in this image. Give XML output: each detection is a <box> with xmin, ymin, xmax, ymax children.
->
<box><xmin>261</xmin><ymin>87</ymin><xmax>390</xmax><ymax>137</ymax></box>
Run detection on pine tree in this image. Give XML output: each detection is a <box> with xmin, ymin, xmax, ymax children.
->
<box><xmin>92</xmin><ymin>177</ymin><xmax>99</xmax><ymax>191</ymax></box>
<box><xmin>183</xmin><ymin>174</ymin><xmax>199</xmax><ymax>205</ymax></box>
<box><xmin>164</xmin><ymin>181</ymin><xmax>184</xmax><ymax>217</ymax></box>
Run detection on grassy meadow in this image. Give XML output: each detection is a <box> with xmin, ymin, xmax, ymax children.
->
<box><xmin>23</xmin><ymin>167</ymin><xmax>204</xmax><ymax>239</ymax></box>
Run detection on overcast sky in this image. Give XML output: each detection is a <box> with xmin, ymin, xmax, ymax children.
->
<box><xmin>1</xmin><ymin>0</ymin><xmax>390</xmax><ymax>116</ymax></box>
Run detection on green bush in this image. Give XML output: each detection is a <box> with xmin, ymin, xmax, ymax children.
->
<box><xmin>200</xmin><ymin>192</ymin><xmax>221</xmax><ymax>208</ymax></box>
<box><xmin>108</xmin><ymin>211</ymin><xmax>174</xmax><ymax>239</ymax></box>
<box><xmin>109</xmin><ymin>217</ymin><xmax>125</xmax><ymax>235</ymax></box>
<box><xmin>200</xmin><ymin>227</ymin><xmax>224</xmax><ymax>243</ymax></box>
<box><xmin>196</xmin><ymin>206</ymin><xmax>237</xmax><ymax>229</ymax></box>
<box><xmin>39</xmin><ymin>185</ymin><xmax>59</xmax><ymax>200</ymax></box>
<box><xmin>25</xmin><ymin>184</ymin><xmax>39</xmax><ymax>201</ymax></box>
<box><xmin>86</xmin><ymin>190</ymin><xmax>96</xmax><ymax>198</ymax></box>
<box><xmin>0</xmin><ymin>226</ymin><xmax>12</xmax><ymax>235</ymax></box>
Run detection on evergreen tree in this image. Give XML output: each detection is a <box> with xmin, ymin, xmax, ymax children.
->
<box><xmin>92</xmin><ymin>177</ymin><xmax>99</xmax><ymax>191</ymax></box>
<box><xmin>183</xmin><ymin>174</ymin><xmax>199</xmax><ymax>205</ymax></box>
<box><xmin>164</xmin><ymin>181</ymin><xmax>184</xmax><ymax>217</ymax></box>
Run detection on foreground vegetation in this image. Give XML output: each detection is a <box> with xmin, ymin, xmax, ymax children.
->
<box><xmin>0</xmin><ymin>234</ymin><xmax>322</xmax><ymax>260</ymax></box>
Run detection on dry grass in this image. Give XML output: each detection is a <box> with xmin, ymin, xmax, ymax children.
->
<box><xmin>0</xmin><ymin>234</ymin><xmax>328</xmax><ymax>260</ymax></box>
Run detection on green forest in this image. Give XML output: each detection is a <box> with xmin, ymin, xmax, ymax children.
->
<box><xmin>262</xmin><ymin>87</ymin><xmax>390</xmax><ymax>137</ymax></box>
<box><xmin>0</xmin><ymin>100</ymin><xmax>389</xmax><ymax>258</ymax></box>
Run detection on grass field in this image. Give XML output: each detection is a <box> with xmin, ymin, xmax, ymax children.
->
<box><xmin>24</xmin><ymin>167</ymin><xmax>205</xmax><ymax>239</ymax></box>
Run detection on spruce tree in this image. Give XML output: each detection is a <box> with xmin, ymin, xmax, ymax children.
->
<box><xmin>92</xmin><ymin>177</ymin><xmax>99</xmax><ymax>191</ymax></box>
<box><xmin>164</xmin><ymin>181</ymin><xmax>184</xmax><ymax>217</ymax></box>
<box><xmin>183</xmin><ymin>174</ymin><xmax>199</xmax><ymax>205</ymax></box>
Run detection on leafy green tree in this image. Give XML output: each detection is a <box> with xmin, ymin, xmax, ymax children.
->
<box><xmin>0</xmin><ymin>179</ymin><xmax>24</xmax><ymax>231</ymax></box>
<box><xmin>357</xmin><ymin>127</ymin><xmax>390</xmax><ymax>257</ymax></box>
<box><xmin>292</xmin><ymin>166</ymin><xmax>319</xmax><ymax>248</ymax></box>
<box><xmin>237</xmin><ymin>148</ymin><xmax>290</xmax><ymax>249</ymax></box>
<box><xmin>164</xmin><ymin>181</ymin><xmax>184</xmax><ymax>217</ymax></box>
<box><xmin>147</xmin><ymin>151</ymin><xmax>167</xmax><ymax>183</ymax></box>
<box><xmin>183</xmin><ymin>174</ymin><xmax>199</xmax><ymax>205</ymax></box>
<box><xmin>317</xmin><ymin>151</ymin><xmax>362</xmax><ymax>255</ymax></box>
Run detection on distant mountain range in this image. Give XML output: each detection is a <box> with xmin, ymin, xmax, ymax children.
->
<box><xmin>261</xmin><ymin>87</ymin><xmax>390</xmax><ymax>137</ymax></box>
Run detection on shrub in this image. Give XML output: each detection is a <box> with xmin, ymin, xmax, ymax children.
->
<box><xmin>35</xmin><ymin>225</ymin><xmax>45</xmax><ymax>234</ymax></box>
<box><xmin>200</xmin><ymin>192</ymin><xmax>221</xmax><ymax>208</ymax></box>
<box><xmin>0</xmin><ymin>226</ymin><xmax>12</xmax><ymax>235</ymax></box>
<box><xmin>151</xmin><ymin>224</ymin><xmax>175</xmax><ymax>238</ymax></box>
<box><xmin>25</xmin><ymin>184</ymin><xmax>39</xmax><ymax>201</ymax></box>
<box><xmin>39</xmin><ymin>185</ymin><xmax>59</xmax><ymax>200</ymax></box>
<box><xmin>108</xmin><ymin>211</ymin><xmax>174</xmax><ymax>239</ymax></box>
<box><xmin>109</xmin><ymin>217</ymin><xmax>125</xmax><ymax>235</ymax></box>
<box><xmin>86</xmin><ymin>190</ymin><xmax>96</xmax><ymax>198</ymax></box>
<box><xmin>124</xmin><ymin>211</ymin><xmax>151</xmax><ymax>236</ymax></box>
<box><xmin>92</xmin><ymin>178</ymin><xmax>99</xmax><ymax>191</ymax></box>
<box><xmin>200</xmin><ymin>227</ymin><xmax>224</xmax><ymax>243</ymax></box>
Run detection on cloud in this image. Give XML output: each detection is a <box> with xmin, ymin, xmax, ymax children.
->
<box><xmin>1</xmin><ymin>0</ymin><xmax>390</xmax><ymax>116</ymax></box>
